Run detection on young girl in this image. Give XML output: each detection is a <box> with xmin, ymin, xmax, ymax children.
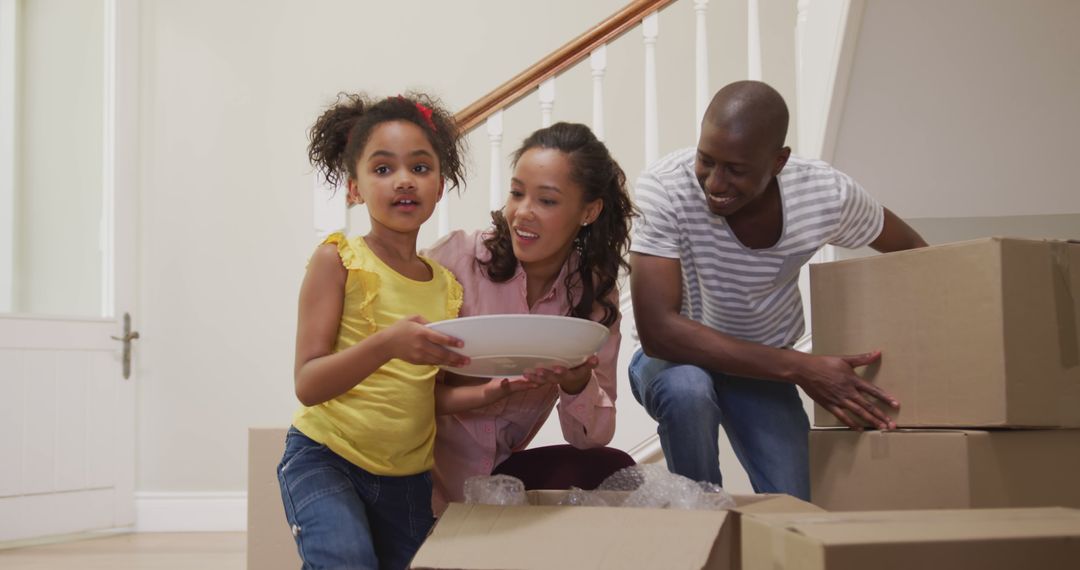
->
<box><xmin>424</xmin><ymin>122</ymin><xmax>639</xmax><ymax>514</ymax></box>
<box><xmin>278</xmin><ymin>92</ymin><xmax>468</xmax><ymax>570</ymax></box>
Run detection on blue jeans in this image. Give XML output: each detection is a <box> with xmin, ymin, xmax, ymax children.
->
<box><xmin>628</xmin><ymin>349</ymin><xmax>810</xmax><ymax>500</ymax></box>
<box><xmin>277</xmin><ymin>427</ymin><xmax>434</xmax><ymax>570</ymax></box>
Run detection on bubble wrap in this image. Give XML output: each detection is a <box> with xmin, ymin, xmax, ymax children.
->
<box><xmin>557</xmin><ymin>487</ymin><xmax>611</xmax><ymax>507</ymax></box>
<box><xmin>598</xmin><ymin>464</ymin><xmax>736</xmax><ymax>511</ymax></box>
<box><xmin>460</xmin><ymin>464</ymin><xmax>736</xmax><ymax>511</ymax></box>
<box><xmin>463</xmin><ymin>474</ymin><xmax>527</xmax><ymax>506</ymax></box>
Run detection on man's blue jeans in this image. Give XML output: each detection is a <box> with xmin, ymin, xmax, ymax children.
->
<box><xmin>628</xmin><ymin>349</ymin><xmax>810</xmax><ymax>500</ymax></box>
<box><xmin>277</xmin><ymin>427</ymin><xmax>434</xmax><ymax>570</ymax></box>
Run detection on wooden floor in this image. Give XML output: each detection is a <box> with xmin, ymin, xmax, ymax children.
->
<box><xmin>0</xmin><ymin>532</ymin><xmax>245</xmax><ymax>570</ymax></box>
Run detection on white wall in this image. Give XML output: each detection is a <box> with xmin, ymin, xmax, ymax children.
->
<box><xmin>830</xmin><ymin>0</ymin><xmax>1080</xmax><ymax>219</ymax></box>
<box><xmin>136</xmin><ymin>0</ymin><xmax>805</xmax><ymax>497</ymax></box>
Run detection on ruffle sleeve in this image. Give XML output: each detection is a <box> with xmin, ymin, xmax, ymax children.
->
<box><xmin>323</xmin><ymin>233</ymin><xmax>381</xmax><ymax>333</ymax></box>
<box><xmin>442</xmin><ymin>267</ymin><xmax>463</xmax><ymax>319</ymax></box>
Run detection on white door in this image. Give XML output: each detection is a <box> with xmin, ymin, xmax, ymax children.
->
<box><xmin>0</xmin><ymin>0</ymin><xmax>139</xmax><ymax>543</ymax></box>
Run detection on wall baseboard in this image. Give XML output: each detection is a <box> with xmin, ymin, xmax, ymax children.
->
<box><xmin>627</xmin><ymin>434</ymin><xmax>663</xmax><ymax>464</ymax></box>
<box><xmin>135</xmin><ymin>492</ymin><xmax>247</xmax><ymax>532</ymax></box>
<box><xmin>137</xmin><ymin>429</ymin><xmax>669</xmax><ymax>533</ymax></box>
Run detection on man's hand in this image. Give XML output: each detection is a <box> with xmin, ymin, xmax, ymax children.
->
<box><xmin>793</xmin><ymin>350</ymin><xmax>899</xmax><ymax>429</ymax></box>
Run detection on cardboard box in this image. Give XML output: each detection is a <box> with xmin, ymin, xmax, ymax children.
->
<box><xmin>247</xmin><ymin>427</ymin><xmax>300</xmax><ymax>570</ymax></box>
<box><xmin>810</xmin><ymin>428</ymin><xmax>1080</xmax><ymax>511</ymax></box>
<box><xmin>252</xmin><ymin>428</ymin><xmax>820</xmax><ymax>570</ymax></box>
<box><xmin>810</xmin><ymin>237</ymin><xmax>1080</xmax><ymax>428</ymax></box>
<box><xmin>410</xmin><ymin>491</ymin><xmax>822</xmax><ymax>570</ymax></box>
<box><xmin>741</xmin><ymin>507</ymin><xmax>1080</xmax><ymax>570</ymax></box>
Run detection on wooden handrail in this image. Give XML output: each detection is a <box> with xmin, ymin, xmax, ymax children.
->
<box><xmin>453</xmin><ymin>0</ymin><xmax>678</xmax><ymax>134</ymax></box>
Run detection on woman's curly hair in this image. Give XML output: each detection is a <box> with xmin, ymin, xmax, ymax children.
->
<box><xmin>307</xmin><ymin>91</ymin><xmax>466</xmax><ymax>192</ymax></box>
<box><xmin>482</xmin><ymin>122</ymin><xmax>637</xmax><ymax>327</ymax></box>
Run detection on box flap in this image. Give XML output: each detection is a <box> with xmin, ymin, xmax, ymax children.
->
<box><xmin>411</xmin><ymin>503</ymin><xmax>729</xmax><ymax>570</ymax></box>
<box><xmin>1000</xmin><ymin>239</ymin><xmax>1080</xmax><ymax>426</ymax></box>
<box><xmin>812</xmin><ymin>427</ymin><xmax>986</xmax><ymax>434</ymax></box>
<box><xmin>523</xmin><ymin>490</ymin><xmax>823</xmax><ymax>514</ymax></box>
<box><xmin>729</xmin><ymin>494</ymin><xmax>825</xmax><ymax>514</ymax></box>
<box><xmin>743</xmin><ymin>507</ymin><xmax>1080</xmax><ymax>570</ymax></box>
<box><xmin>748</xmin><ymin>508</ymin><xmax>1080</xmax><ymax>545</ymax></box>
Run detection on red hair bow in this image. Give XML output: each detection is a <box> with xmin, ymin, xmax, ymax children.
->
<box><xmin>415</xmin><ymin>103</ymin><xmax>436</xmax><ymax>132</ymax></box>
<box><xmin>398</xmin><ymin>95</ymin><xmax>437</xmax><ymax>132</ymax></box>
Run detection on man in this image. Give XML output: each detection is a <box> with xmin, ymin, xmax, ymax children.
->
<box><xmin>628</xmin><ymin>81</ymin><xmax>926</xmax><ymax>500</ymax></box>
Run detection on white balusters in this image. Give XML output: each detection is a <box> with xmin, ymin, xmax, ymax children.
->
<box><xmin>403</xmin><ymin>2</ymin><xmax>785</xmax><ymax>239</ymax></box>
<box><xmin>747</xmin><ymin>0</ymin><xmax>762</xmax><ymax>80</ymax></box>
<box><xmin>643</xmin><ymin>12</ymin><xmax>659</xmax><ymax>167</ymax></box>
<box><xmin>795</xmin><ymin>0</ymin><xmax>810</xmax><ymax>156</ymax></box>
<box><xmin>590</xmin><ymin>44</ymin><xmax>608</xmax><ymax>141</ymax></box>
<box><xmin>538</xmin><ymin>78</ymin><xmax>556</xmax><ymax>128</ymax></box>
<box><xmin>694</xmin><ymin>0</ymin><xmax>710</xmax><ymax>136</ymax></box>
<box><xmin>486</xmin><ymin>110</ymin><xmax>504</xmax><ymax>213</ymax></box>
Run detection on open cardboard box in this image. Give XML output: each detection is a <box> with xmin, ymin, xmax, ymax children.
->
<box><xmin>810</xmin><ymin>237</ymin><xmax>1080</xmax><ymax>428</ymax></box>
<box><xmin>253</xmin><ymin>428</ymin><xmax>822</xmax><ymax>570</ymax></box>
<box><xmin>410</xmin><ymin>490</ymin><xmax>822</xmax><ymax>570</ymax></box>
<box><xmin>741</xmin><ymin>507</ymin><xmax>1080</xmax><ymax>570</ymax></box>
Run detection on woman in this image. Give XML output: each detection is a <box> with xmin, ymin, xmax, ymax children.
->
<box><xmin>425</xmin><ymin>122</ymin><xmax>638</xmax><ymax>514</ymax></box>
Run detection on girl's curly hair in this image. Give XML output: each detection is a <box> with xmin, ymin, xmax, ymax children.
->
<box><xmin>307</xmin><ymin>91</ymin><xmax>466</xmax><ymax>191</ymax></box>
<box><xmin>482</xmin><ymin>122</ymin><xmax>637</xmax><ymax>327</ymax></box>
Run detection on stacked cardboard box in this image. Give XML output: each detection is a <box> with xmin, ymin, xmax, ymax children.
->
<box><xmin>808</xmin><ymin>237</ymin><xmax>1080</xmax><ymax>511</ymax></box>
<box><xmin>809</xmin><ymin>428</ymin><xmax>1080</xmax><ymax>510</ymax></box>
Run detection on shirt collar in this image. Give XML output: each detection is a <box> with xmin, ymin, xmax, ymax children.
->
<box><xmin>513</xmin><ymin>249</ymin><xmax>580</xmax><ymax>304</ymax></box>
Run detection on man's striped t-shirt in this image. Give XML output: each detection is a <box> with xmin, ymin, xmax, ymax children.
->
<box><xmin>630</xmin><ymin>148</ymin><xmax>884</xmax><ymax>348</ymax></box>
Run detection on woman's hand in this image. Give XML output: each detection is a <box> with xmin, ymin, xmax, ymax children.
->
<box><xmin>384</xmin><ymin>315</ymin><xmax>470</xmax><ymax>368</ymax></box>
<box><xmin>522</xmin><ymin>355</ymin><xmax>599</xmax><ymax>395</ymax></box>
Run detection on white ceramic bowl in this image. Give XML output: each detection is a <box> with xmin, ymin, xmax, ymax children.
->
<box><xmin>427</xmin><ymin>314</ymin><xmax>609</xmax><ymax>378</ymax></box>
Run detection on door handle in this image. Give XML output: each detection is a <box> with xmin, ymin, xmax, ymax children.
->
<box><xmin>110</xmin><ymin>312</ymin><xmax>140</xmax><ymax>380</ymax></box>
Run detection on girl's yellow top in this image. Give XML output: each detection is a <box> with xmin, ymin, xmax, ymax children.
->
<box><xmin>292</xmin><ymin>233</ymin><xmax>462</xmax><ymax>476</ymax></box>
